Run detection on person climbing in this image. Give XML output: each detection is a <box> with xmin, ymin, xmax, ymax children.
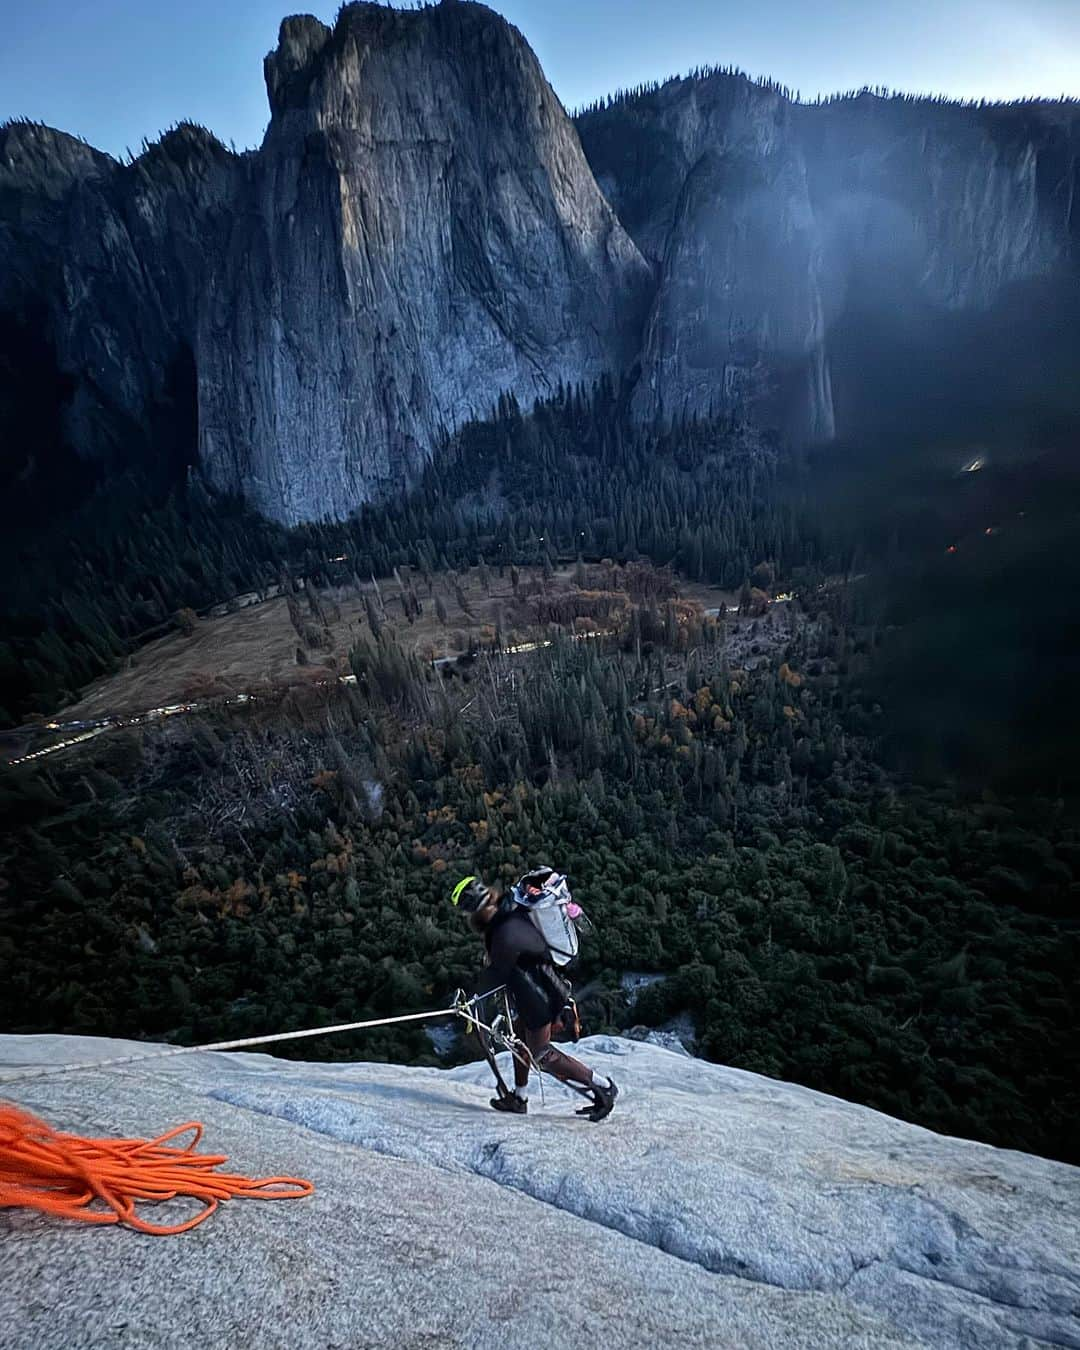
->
<box><xmin>450</xmin><ymin>871</ymin><xmax>618</xmax><ymax>1121</ymax></box>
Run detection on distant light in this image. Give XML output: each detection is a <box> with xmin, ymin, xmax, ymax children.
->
<box><xmin>985</xmin><ymin>527</ymin><xmax>997</xmax><ymax>536</ymax></box>
<box><xmin>946</xmin><ymin>544</ymin><xmax>958</xmax><ymax>554</ymax></box>
<box><xmin>962</xmin><ymin>457</ymin><xmax>985</xmax><ymax>473</ymax></box>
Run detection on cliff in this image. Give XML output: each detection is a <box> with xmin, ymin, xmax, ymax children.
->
<box><xmin>1</xmin><ymin>4</ymin><xmax>649</xmax><ymax>524</ymax></box>
<box><xmin>577</xmin><ymin>79</ymin><xmax>1080</xmax><ymax>444</ymax></box>
<box><xmin>198</xmin><ymin>4</ymin><xmax>649</xmax><ymax>522</ymax></box>
<box><xmin>0</xmin><ymin>120</ymin><xmax>235</xmax><ymax>475</ymax></box>
<box><xmin>579</xmin><ymin>76</ymin><xmax>836</xmax><ymax>442</ymax></box>
<box><xmin>2</xmin><ymin>1033</ymin><xmax>1078</xmax><ymax>1347</ymax></box>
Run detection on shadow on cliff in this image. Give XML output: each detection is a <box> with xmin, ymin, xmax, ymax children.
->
<box><xmin>0</xmin><ymin>318</ymin><xmax>199</xmax><ymax>542</ymax></box>
<box><xmin>0</xmin><ymin>309</ymin><xmax>97</xmax><ymax>528</ymax></box>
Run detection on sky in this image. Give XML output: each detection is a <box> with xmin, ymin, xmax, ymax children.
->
<box><xmin>2</xmin><ymin>0</ymin><xmax>1078</xmax><ymax>160</ymax></box>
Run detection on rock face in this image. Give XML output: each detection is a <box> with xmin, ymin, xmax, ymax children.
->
<box><xmin>0</xmin><ymin>121</ymin><xmax>235</xmax><ymax>473</ymax></box>
<box><xmin>577</xmin><ymin>79</ymin><xmax>1080</xmax><ymax>444</ymax></box>
<box><xmin>3</xmin><ymin>5</ymin><xmax>1080</xmax><ymax>524</ymax></box>
<box><xmin>579</xmin><ymin>77</ymin><xmax>836</xmax><ymax>442</ymax></box>
<box><xmin>2</xmin><ymin>1033</ymin><xmax>1078</xmax><ymax>1348</ymax></box>
<box><xmin>795</xmin><ymin>94</ymin><xmax>1076</xmax><ymax>313</ymax></box>
<box><xmin>1</xmin><ymin>4</ymin><xmax>650</xmax><ymax>524</ymax></box>
<box><xmin>199</xmin><ymin>5</ymin><xmax>649</xmax><ymax>522</ymax></box>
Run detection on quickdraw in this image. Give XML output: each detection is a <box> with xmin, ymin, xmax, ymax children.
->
<box><xmin>452</xmin><ymin>989</ymin><xmax>594</xmax><ymax>1108</ymax></box>
<box><xmin>453</xmin><ymin>988</ymin><xmax>540</xmax><ymax>1103</ymax></box>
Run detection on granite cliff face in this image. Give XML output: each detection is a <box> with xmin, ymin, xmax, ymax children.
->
<box><xmin>1</xmin><ymin>3</ymin><xmax>650</xmax><ymax>524</ymax></box>
<box><xmin>795</xmin><ymin>93</ymin><xmax>1077</xmax><ymax>312</ymax></box>
<box><xmin>0</xmin><ymin>120</ymin><xmax>234</xmax><ymax>475</ymax></box>
<box><xmin>3</xmin><ymin>1033</ymin><xmax>1079</xmax><ymax>1348</ymax></box>
<box><xmin>577</xmin><ymin>78</ymin><xmax>1080</xmax><ymax>444</ymax></box>
<box><xmin>2</xmin><ymin>4</ymin><xmax>1079</xmax><ymax>525</ymax></box>
<box><xmin>199</xmin><ymin>5</ymin><xmax>649</xmax><ymax>522</ymax></box>
<box><xmin>578</xmin><ymin>76</ymin><xmax>836</xmax><ymax>441</ymax></box>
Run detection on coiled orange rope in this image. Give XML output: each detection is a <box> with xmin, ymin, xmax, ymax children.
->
<box><xmin>0</xmin><ymin>1102</ymin><xmax>313</xmax><ymax>1235</ymax></box>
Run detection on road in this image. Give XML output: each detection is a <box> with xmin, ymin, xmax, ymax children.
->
<box><xmin>4</xmin><ymin>587</ymin><xmax>821</xmax><ymax>770</ymax></box>
<box><xmin>3</xmin><ymin>646</ymin><xmax>562</xmax><ymax>769</ymax></box>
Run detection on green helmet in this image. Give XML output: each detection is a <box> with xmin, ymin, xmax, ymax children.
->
<box><xmin>450</xmin><ymin>875</ymin><xmax>489</xmax><ymax>913</ymax></box>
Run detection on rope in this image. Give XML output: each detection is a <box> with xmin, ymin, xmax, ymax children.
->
<box><xmin>0</xmin><ymin>1102</ymin><xmax>312</xmax><ymax>1235</ymax></box>
<box><xmin>0</xmin><ymin>1007</ymin><xmax>460</xmax><ymax>1086</ymax></box>
<box><xmin>0</xmin><ymin>997</ymin><xmax>593</xmax><ymax>1235</ymax></box>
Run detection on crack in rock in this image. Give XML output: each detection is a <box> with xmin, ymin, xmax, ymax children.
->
<box><xmin>206</xmin><ymin>1079</ymin><xmax>1080</xmax><ymax>1349</ymax></box>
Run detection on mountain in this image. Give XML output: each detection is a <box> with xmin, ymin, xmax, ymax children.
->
<box><xmin>579</xmin><ymin>73</ymin><xmax>837</xmax><ymax>443</ymax></box>
<box><xmin>0</xmin><ymin>121</ymin><xmax>233</xmax><ymax>491</ymax></box>
<box><xmin>199</xmin><ymin>6</ymin><xmax>649</xmax><ymax>523</ymax></box>
<box><xmin>1</xmin><ymin>2</ymin><xmax>650</xmax><ymax>526</ymax></box>
<box><xmin>577</xmin><ymin>77</ymin><xmax>1080</xmax><ymax>446</ymax></box>
<box><xmin>3</xmin><ymin>1033</ymin><xmax>1078</xmax><ymax>1347</ymax></box>
<box><xmin>1</xmin><ymin>2</ymin><xmax>1078</xmax><ymax>526</ymax></box>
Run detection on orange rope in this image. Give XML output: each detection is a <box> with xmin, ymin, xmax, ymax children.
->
<box><xmin>0</xmin><ymin>1102</ymin><xmax>313</xmax><ymax>1235</ymax></box>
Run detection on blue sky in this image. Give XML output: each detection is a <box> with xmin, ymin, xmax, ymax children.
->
<box><xmin>3</xmin><ymin>0</ymin><xmax>1078</xmax><ymax>160</ymax></box>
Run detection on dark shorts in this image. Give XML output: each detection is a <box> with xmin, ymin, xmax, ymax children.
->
<box><xmin>508</xmin><ymin>964</ymin><xmax>568</xmax><ymax>1030</ymax></box>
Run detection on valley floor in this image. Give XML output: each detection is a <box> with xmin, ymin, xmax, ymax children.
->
<box><xmin>12</xmin><ymin>567</ymin><xmax>799</xmax><ymax>765</ymax></box>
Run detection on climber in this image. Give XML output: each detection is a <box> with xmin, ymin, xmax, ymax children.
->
<box><xmin>450</xmin><ymin>873</ymin><xmax>618</xmax><ymax>1121</ymax></box>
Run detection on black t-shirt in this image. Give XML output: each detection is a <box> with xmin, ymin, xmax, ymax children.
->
<box><xmin>473</xmin><ymin>908</ymin><xmax>548</xmax><ymax>999</ymax></box>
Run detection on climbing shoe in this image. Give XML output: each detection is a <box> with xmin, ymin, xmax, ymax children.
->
<box><xmin>490</xmin><ymin>1092</ymin><xmax>528</xmax><ymax>1114</ymax></box>
<box><xmin>576</xmin><ymin>1077</ymin><xmax>618</xmax><ymax>1122</ymax></box>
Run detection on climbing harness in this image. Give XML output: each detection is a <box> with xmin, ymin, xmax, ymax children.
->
<box><xmin>454</xmin><ymin>988</ymin><xmax>541</xmax><ymax>1104</ymax></box>
<box><xmin>454</xmin><ymin>990</ymin><xmax>515</xmax><ymax>1101</ymax></box>
<box><xmin>454</xmin><ymin>989</ymin><xmax>596</xmax><ymax>1109</ymax></box>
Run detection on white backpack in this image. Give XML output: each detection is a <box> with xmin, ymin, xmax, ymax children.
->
<box><xmin>512</xmin><ymin>870</ymin><xmax>582</xmax><ymax>967</ymax></box>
